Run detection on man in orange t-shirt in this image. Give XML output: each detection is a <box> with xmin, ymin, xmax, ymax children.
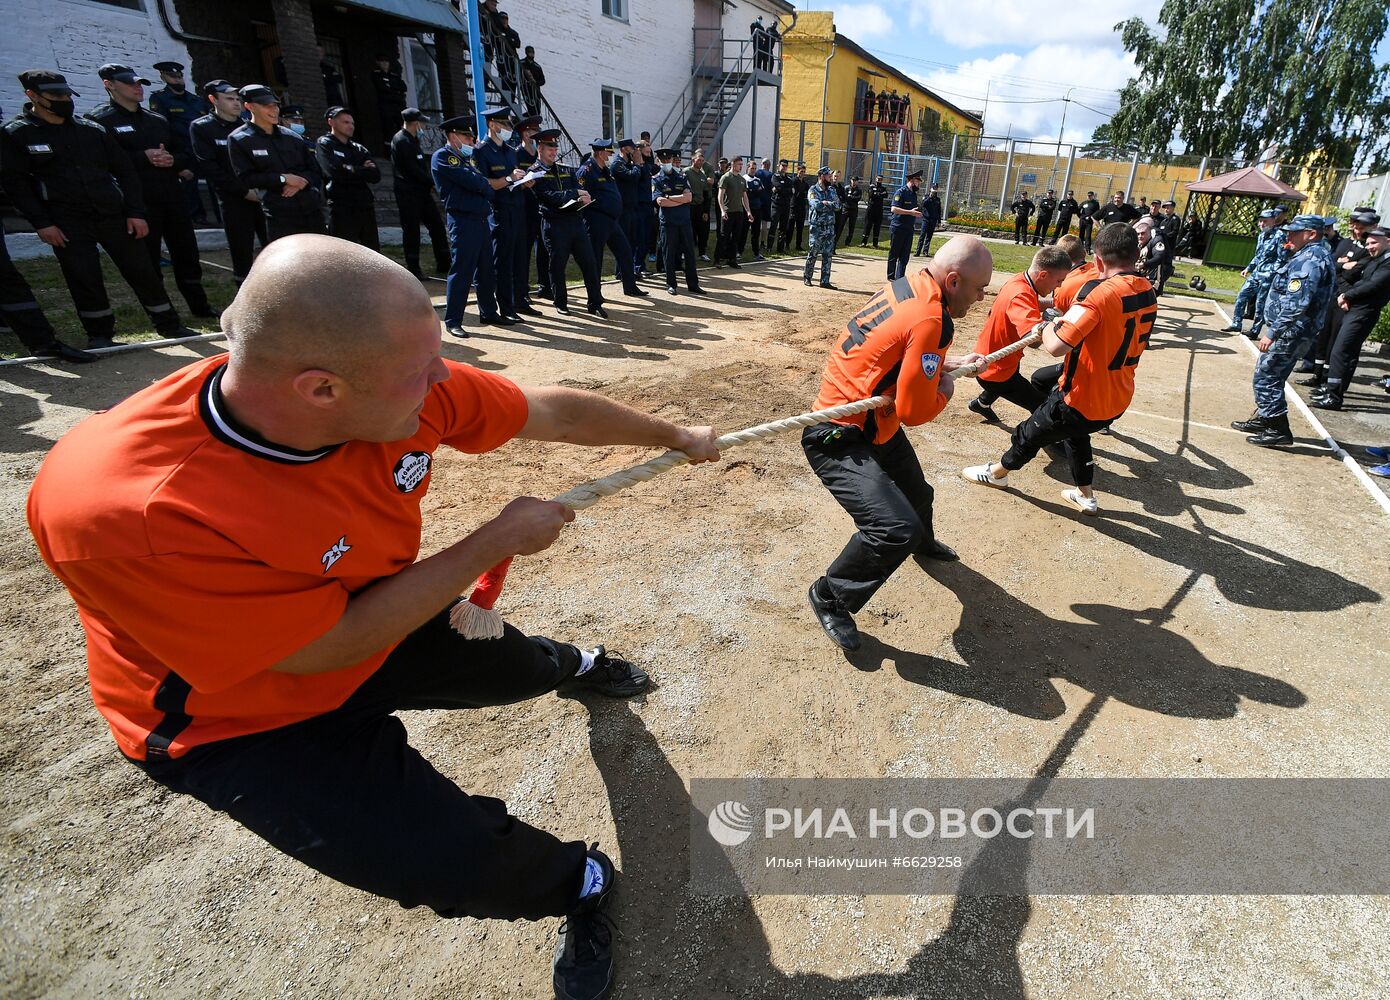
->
<box><xmin>967</xmin><ymin>244</ymin><xmax>1073</xmax><ymax>422</ymax></box>
<box><xmin>962</xmin><ymin>223</ymin><xmax>1156</xmax><ymax>515</ymax></box>
<box><xmin>27</xmin><ymin>235</ymin><xmax>719</xmax><ymax>1000</ymax></box>
<box><xmin>1027</xmin><ymin>235</ymin><xmax>1097</xmax><ymax>399</ymax></box>
<box><xmin>803</xmin><ymin>235</ymin><xmax>990</xmax><ymax>651</ymax></box>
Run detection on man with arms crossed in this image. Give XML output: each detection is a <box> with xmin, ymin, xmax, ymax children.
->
<box><xmin>27</xmin><ymin>236</ymin><xmax>719</xmax><ymax>1000</ymax></box>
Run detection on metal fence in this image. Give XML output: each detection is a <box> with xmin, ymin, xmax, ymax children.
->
<box><xmin>779</xmin><ymin>121</ymin><xmax>1353</xmax><ymax>219</ymax></box>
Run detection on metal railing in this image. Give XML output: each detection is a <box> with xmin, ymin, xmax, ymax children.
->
<box><xmin>652</xmin><ymin>32</ymin><xmax>779</xmax><ymax>153</ymax></box>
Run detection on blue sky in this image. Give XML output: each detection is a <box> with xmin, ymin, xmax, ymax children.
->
<box><xmin>796</xmin><ymin>0</ymin><xmax>1390</xmax><ymax>155</ymax></box>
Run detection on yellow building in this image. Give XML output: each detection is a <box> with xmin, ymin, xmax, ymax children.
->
<box><xmin>778</xmin><ymin>11</ymin><xmax>982</xmax><ymax>165</ymax></box>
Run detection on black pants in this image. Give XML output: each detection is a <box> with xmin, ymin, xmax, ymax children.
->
<box><xmin>717</xmin><ymin>213</ymin><xmax>748</xmax><ymax>264</ymax></box>
<box><xmin>1323</xmin><ymin>305</ymin><xmax>1382</xmax><ymax>398</ymax></box>
<box><xmin>132</xmin><ymin>611</ymin><xmax>589</xmax><ymax>922</ymax></box>
<box><xmin>542</xmin><ymin>217</ymin><xmax>603</xmax><ymax>310</ymax></box>
<box><xmin>329</xmin><ymin>203</ymin><xmax>380</xmax><ymax>251</ymax></box>
<box><xmin>217</xmin><ymin>193</ymin><xmax>268</xmax><ymax>283</ymax></box>
<box><xmin>1002</xmin><ymin>389</ymin><xmax>1111</xmax><ymax>487</ymax></box>
<box><xmin>794</xmin><ymin>212</ymin><xmax>806</xmax><ymax>250</ymax></box>
<box><xmin>1032</xmin><ymin>214</ymin><xmax>1052</xmax><ymax>244</ymax></box>
<box><xmin>1305</xmin><ymin>296</ymin><xmax>1344</xmax><ymax>375</ymax></box>
<box><xmin>841</xmin><ymin>210</ymin><xmax>858</xmax><ymax>246</ymax></box>
<box><xmin>693</xmin><ymin>197</ymin><xmax>712</xmax><ymax>256</ymax></box>
<box><xmin>587</xmin><ymin>212</ymin><xmax>640</xmax><ymax>293</ymax></box>
<box><xmin>749</xmin><ymin>211</ymin><xmax>765</xmax><ymax>255</ymax></box>
<box><xmin>663</xmin><ymin>220</ymin><xmax>701</xmax><ymax>291</ymax></box>
<box><xmin>1051</xmin><ymin>215</ymin><xmax>1073</xmax><ymax>242</ymax></box>
<box><xmin>1030</xmin><ymin>362</ymin><xmax>1063</xmax><ymax>398</ymax></box>
<box><xmin>862</xmin><ymin>206</ymin><xmax>883</xmax><ymax>246</ymax></box>
<box><xmin>622</xmin><ymin>208</ymin><xmax>649</xmax><ymax>278</ymax></box>
<box><xmin>492</xmin><ymin>203</ymin><xmax>531</xmax><ymax>317</ymax></box>
<box><xmin>143</xmin><ymin>194</ymin><xmax>210</xmax><ymax>313</ymax></box>
<box><xmin>773</xmin><ymin>207</ymin><xmax>791</xmax><ymax>250</ymax></box>
<box><xmin>396</xmin><ymin>186</ymin><xmax>450</xmax><ymax>275</ymax></box>
<box><xmin>0</xmin><ymin>233</ymin><xmax>58</xmax><ymax>350</ymax></box>
<box><xmin>802</xmin><ymin>424</ymin><xmax>935</xmax><ymax>613</ymax></box>
<box><xmin>1014</xmin><ymin>216</ymin><xmax>1029</xmax><ymax>242</ymax></box>
<box><xmin>1078</xmin><ymin>217</ymin><xmax>1094</xmax><ymax>250</ymax></box>
<box><xmin>266</xmin><ymin>211</ymin><xmax>326</xmax><ymax>244</ymax></box>
<box><xmin>914</xmin><ymin>219</ymin><xmax>936</xmax><ymax>255</ymax></box>
<box><xmin>887</xmin><ymin>225</ymin><xmax>913</xmax><ymax>279</ymax></box>
<box><xmin>50</xmin><ymin>213</ymin><xmax>178</xmax><ymax>340</ymax></box>
<box><xmin>976</xmin><ymin>372</ymin><xmax>1046</xmax><ymax>414</ymax></box>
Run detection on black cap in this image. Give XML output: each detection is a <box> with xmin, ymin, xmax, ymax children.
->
<box><xmin>905</xmin><ymin>170</ymin><xmax>923</xmax><ymax>181</ymax></box>
<box><xmin>19</xmin><ymin>70</ymin><xmax>78</xmax><ymax>97</ymax></box>
<box><xmin>851</xmin><ymin>175</ymin><xmax>862</xmax><ymax>182</ymax></box>
<box><xmin>98</xmin><ymin>64</ymin><xmax>151</xmax><ymax>85</ymax></box>
<box><xmin>617</xmin><ymin>138</ymin><xmax>636</xmax><ymax>149</ymax></box>
<box><xmin>1162</xmin><ymin>200</ymin><xmax>1176</xmax><ymax>207</ymax></box>
<box><xmin>238</xmin><ymin>84</ymin><xmax>280</xmax><ymax>106</ymax></box>
<box><xmin>153</xmin><ymin>61</ymin><xmax>184</xmax><ymax>73</ymax></box>
<box><xmin>1367</xmin><ymin>226</ymin><xmax>1390</xmax><ymax>239</ymax></box>
<box><xmin>325</xmin><ymin>105</ymin><xmax>350</xmax><ymax>119</ymax></box>
<box><xmin>590</xmin><ymin>138</ymin><xmax>613</xmax><ymax>150</ymax></box>
<box><xmin>1350</xmin><ymin>209</ymin><xmax>1381</xmax><ymax>225</ymax></box>
<box><xmin>534</xmin><ymin>128</ymin><xmax>561</xmax><ymax>143</ymax></box>
<box><xmin>280</xmin><ymin>105</ymin><xmax>305</xmax><ymax>118</ymax></box>
<box><xmin>482</xmin><ymin>106</ymin><xmax>511</xmax><ymax>120</ymax></box>
<box><xmin>654</xmin><ymin>147</ymin><xmax>676</xmax><ymax>159</ymax></box>
<box><xmin>440</xmin><ymin>115</ymin><xmax>477</xmax><ymax>136</ymax></box>
<box><xmin>778</xmin><ymin>159</ymin><xmax>788</xmax><ymax>166</ymax></box>
<box><xmin>513</xmin><ymin>114</ymin><xmax>542</xmax><ymax>130</ymax></box>
<box><xmin>401</xmin><ymin>107</ymin><xmax>426</xmax><ymax>123</ymax></box>
<box><xmin>202</xmin><ymin>79</ymin><xmax>237</xmax><ymax>97</ymax></box>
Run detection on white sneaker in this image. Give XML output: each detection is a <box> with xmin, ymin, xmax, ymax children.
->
<box><xmin>1062</xmin><ymin>488</ymin><xmax>1099</xmax><ymax>515</ymax></box>
<box><xmin>962</xmin><ymin>464</ymin><xmax>1009</xmax><ymax>489</ymax></box>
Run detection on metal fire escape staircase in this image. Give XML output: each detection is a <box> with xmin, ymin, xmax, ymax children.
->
<box><xmin>653</xmin><ymin>33</ymin><xmax>780</xmax><ymax>156</ymax></box>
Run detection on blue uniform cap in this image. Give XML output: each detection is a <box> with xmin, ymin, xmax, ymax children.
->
<box><xmin>816</xmin><ymin>166</ymin><xmax>831</xmax><ymax>176</ymax></box>
<box><xmin>440</xmin><ymin>115</ymin><xmax>477</xmax><ymax>136</ymax></box>
<box><xmin>617</xmin><ymin>138</ymin><xmax>635</xmax><ymax>149</ymax></box>
<box><xmin>1258</xmin><ymin>207</ymin><xmax>1283</xmax><ymax>219</ymax></box>
<box><xmin>905</xmin><ymin>170</ymin><xmax>923</xmax><ymax>181</ymax></box>
<box><xmin>481</xmin><ymin>106</ymin><xmax>511</xmax><ymax>120</ymax></box>
<box><xmin>1323</xmin><ymin>215</ymin><xmax>1339</xmax><ymax>227</ymax></box>
<box><xmin>1284</xmin><ymin>213</ymin><xmax>1327</xmax><ymax>233</ymax></box>
<box><xmin>153</xmin><ymin>61</ymin><xmax>184</xmax><ymax>73</ymax></box>
<box><xmin>590</xmin><ymin>139</ymin><xmax>613</xmax><ymax>150</ymax></box>
<box><xmin>280</xmin><ymin>105</ymin><xmax>305</xmax><ymax>118</ymax></box>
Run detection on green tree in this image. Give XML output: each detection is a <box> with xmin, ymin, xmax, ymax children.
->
<box><xmin>1078</xmin><ymin>123</ymin><xmax>1128</xmax><ymax>159</ymax></box>
<box><xmin>1109</xmin><ymin>0</ymin><xmax>1390</xmax><ymax>168</ymax></box>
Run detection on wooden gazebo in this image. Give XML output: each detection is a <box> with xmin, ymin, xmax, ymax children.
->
<box><xmin>1184</xmin><ymin>166</ymin><xmax>1307</xmax><ymax>267</ymax></box>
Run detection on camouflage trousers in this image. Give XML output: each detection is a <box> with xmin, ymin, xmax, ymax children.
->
<box><xmin>1253</xmin><ymin>332</ymin><xmax>1315</xmax><ymax>419</ymax></box>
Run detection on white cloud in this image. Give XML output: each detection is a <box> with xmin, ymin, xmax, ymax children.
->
<box><xmin>913</xmin><ymin>43</ymin><xmax>1135</xmax><ymax>143</ymax></box>
<box><xmin>831</xmin><ymin>3</ymin><xmax>895</xmax><ymax>40</ymax></box>
<box><xmin>907</xmin><ymin>0</ymin><xmax>1151</xmax><ymax>48</ymax></box>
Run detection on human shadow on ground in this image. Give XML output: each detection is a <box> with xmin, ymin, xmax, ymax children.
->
<box><xmin>846</xmin><ymin>562</ymin><xmax>1306</xmax><ymax>722</ymax></box>
<box><xmin>1085</xmin><ymin>429</ymin><xmax>1252</xmax><ymax>517</ymax></box>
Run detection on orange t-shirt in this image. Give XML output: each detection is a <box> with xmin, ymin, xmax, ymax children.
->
<box><xmin>1052</xmin><ymin>260</ymin><xmax>1100</xmax><ymax>312</ymax></box>
<box><xmin>813</xmin><ymin>271</ymin><xmax>953</xmax><ymax>445</ymax></box>
<box><xmin>974</xmin><ymin>271</ymin><xmax>1041</xmax><ymax>382</ymax></box>
<box><xmin>1054</xmin><ymin>272</ymin><xmax>1157</xmax><ymax>421</ymax></box>
<box><xmin>27</xmin><ymin>355</ymin><xmax>530</xmax><ymax>761</ymax></box>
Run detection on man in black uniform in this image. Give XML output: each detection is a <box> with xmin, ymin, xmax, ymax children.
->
<box><xmin>1031</xmin><ymin>188</ymin><xmax>1056</xmax><ymax>246</ymax></box>
<box><xmin>887</xmin><ymin>169</ymin><xmax>923</xmax><ymax>280</ymax></box>
<box><xmin>390</xmin><ymin>108</ymin><xmax>451</xmax><ymax>280</ymax></box>
<box><xmin>316</xmin><ymin>107</ymin><xmax>381</xmax><ymax>250</ymax></box>
<box><xmin>791</xmin><ymin>163</ymin><xmax>811</xmax><ymax>250</ymax></box>
<box><xmin>228</xmin><ymin>85</ymin><xmax>325</xmax><ymax>242</ymax></box>
<box><xmin>370</xmin><ymin>54</ymin><xmax>408</xmax><ymax>153</ymax></box>
<box><xmin>1094</xmin><ymin>190</ymin><xmax>1139</xmax><ymax>228</ymax></box>
<box><xmin>771</xmin><ymin>159</ymin><xmax>795</xmax><ymax>252</ymax></box>
<box><xmin>148</xmin><ymin>60</ymin><xmax>209</xmax><ymax>226</ymax></box>
<box><xmin>840</xmin><ymin>175</ymin><xmax>864</xmax><ymax>247</ymax></box>
<box><xmin>1157</xmin><ymin>200</ymin><xmax>1181</xmax><ymax>246</ymax></box>
<box><xmin>1051</xmin><ymin>190</ymin><xmax>1079</xmax><ymax>244</ymax></box>
<box><xmin>508</xmin><ymin>115</ymin><xmax>546</xmax><ymax>314</ymax></box>
<box><xmin>860</xmin><ymin>174</ymin><xmax>887</xmax><ymax>248</ymax></box>
<box><xmin>1077</xmin><ymin>191</ymin><xmax>1101</xmax><ymax>252</ymax></box>
<box><xmin>88</xmin><ymin>63</ymin><xmax>214</xmax><ymax>318</ymax></box>
<box><xmin>1300</xmin><ymin>208</ymin><xmax>1380</xmax><ymax>392</ymax></box>
<box><xmin>0</xmin><ymin>232</ymin><xmax>96</xmax><ymax>362</ymax></box>
<box><xmin>611</xmin><ymin>138</ymin><xmax>652</xmax><ymax>286</ymax></box>
<box><xmin>1312</xmin><ymin>226</ymin><xmax>1390</xmax><ymax>411</ymax></box>
<box><xmin>914</xmin><ymin>181</ymin><xmax>941</xmax><ymax>255</ymax></box>
<box><xmin>191</xmin><ymin>80</ymin><xmax>268</xmax><ymax>286</ymax></box>
<box><xmin>2</xmin><ymin>70</ymin><xmax>194</xmax><ymax>348</ymax></box>
<box><xmin>531</xmin><ymin>129</ymin><xmax>607</xmax><ymax>317</ymax></box>
<box><xmin>577</xmin><ymin>139</ymin><xmax>645</xmax><ymax>297</ymax></box>
<box><xmin>1010</xmin><ymin>190</ymin><xmax>1034</xmax><ymax>244</ymax></box>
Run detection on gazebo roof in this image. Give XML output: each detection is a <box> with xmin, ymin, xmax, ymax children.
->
<box><xmin>1186</xmin><ymin>165</ymin><xmax>1307</xmax><ymax>200</ymax></box>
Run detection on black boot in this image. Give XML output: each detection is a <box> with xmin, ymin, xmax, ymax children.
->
<box><xmin>1246</xmin><ymin>413</ymin><xmax>1293</xmax><ymax>447</ymax></box>
<box><xmin>1309</xmin><ymin>392</ymin><xmax>1342</xmax><ymax>411</ymax></box>
<box><xmin>1230</xmin><ymin>411</ymin><xmax>1267</xmax><ymax>433</ymax></box>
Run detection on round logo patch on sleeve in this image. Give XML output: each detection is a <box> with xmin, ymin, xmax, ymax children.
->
<box><xmin>392</xmin><ymin>451</ymin><xmax>433</xmax><ymax>493</ymax></box>
<box><xmin>1287</xmin><ymin>278</ymin><xmax>1301</xmax><ymax>292</ymax></box>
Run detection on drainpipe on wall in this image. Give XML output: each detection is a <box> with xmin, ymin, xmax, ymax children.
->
<box><xmin>818</xmin><ymin>32</ymin><xmax>835</xmax><ymax>167</ymax></box>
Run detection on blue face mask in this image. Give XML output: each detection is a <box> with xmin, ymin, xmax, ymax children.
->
<box><xmin>458</xmin><ymin>143</ymin><xmax>474</xmax><ymax>157</ymax></box>
<box><xmin>288</xmin><ymin>122</ymin><xmax>305</xmax><ymax>135</ymax></box>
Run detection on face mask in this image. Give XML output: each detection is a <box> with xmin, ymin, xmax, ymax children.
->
<box><xmin>288</xmin><ymin>122</ymin><xmax>305</xmax><ymax>135</ymax></box>
<box><xmin>458</xmin><ymin>143</ymin><xmax>474</xmax><ymax>157</ymax></box>
<box><xmin>496</xmin><ymin>128</ymin><xmax>513</xmax><ymax>142</ymax></box>
<box><xmin>661</xmin><ymin>162</ymin><xmax>674</xmax><ymax>174</ymax></box>
<box><xmin>42</xmin><ymin>96</ymin><xmax>75</xmax><ymax>120</ymax></box>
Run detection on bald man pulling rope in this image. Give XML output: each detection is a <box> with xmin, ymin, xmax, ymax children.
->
<box><xmin>27</xmin><ymin>235</ymin><xmax>718</xmax><ymax>1000</ymax></box>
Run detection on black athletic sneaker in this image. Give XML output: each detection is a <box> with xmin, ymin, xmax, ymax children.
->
<box><xmin>807</xmin><ymin>580</ymin><xmax>860</xmax><ymax>651</ymax></box>
<box><xmin>557</xmin><ymin>646</ymin><xmax>650</xmax><ymax>698</ymax></box>
<box><xmin>553</xmin><ymin>845</ymin><xmax>618</xmax><ymax>1000</ymax></box>
<box><xmin>967</xmin><ymin>396</ymin><xmax>998</xmax><ymax>422</ymax></box>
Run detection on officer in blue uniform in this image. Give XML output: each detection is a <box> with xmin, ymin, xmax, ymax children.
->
<box><xmin>886</xmin><ymin>169</ymin><xmax>922</xmax><ymax>280</ymax></box>
<box><xmin>507</xmin><ymin>114</ymin><xmax>546</xmax><ymax>313</ymax></box>
<box><xmin>1231</xmin><ymin>213</ymin><xmax>1335</xmax><ymax>448</ymax></box>
<box><xmin>431</xmin><ymin>116</ymin><xmax>510</xmax><ymax>337</ymax></box>
<box><xmin>531</xmin><ymin>128</ymin><xmax>607</xmax><ymax>317</ymax></box>
<box><xmin>148</xmin><ymin>60</ymin><xmax>211</xmax><ymax>225</ymax></box>
<box><xmin>472</xmin><ymin>106</ymin><xmax>526</xmax><ymax>323</ymax></box>
<box><xmin>611</xmin><ymin>138</ymin><xmax>653</xmax><ymax>281</ymax></box>
<box><xmin>578</xmin><ymin>139</ymin><xmax>646</xmax><ymax>297</ymax></box>
<box><xmin>652</xmin><ymin>147</ymin><xmax>704</xmax><ymax>296</ymax></box>
<box><xmin>1224</xmin><ymin>207</ymin><xmax>1287</xmax><ymax>337</ymax></box>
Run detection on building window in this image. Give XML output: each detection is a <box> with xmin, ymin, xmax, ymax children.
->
<box><xmin>601</xmin><ymin>87</ymin><xmax>629</xmax><ymax>140</ymax></box>
<box><xmin>85</xmin><ymin>0</ymin><xmax>144</xmax><ymax>8</ymax></box>
<box><xmin>602</xmin><ymin>0</ymin><xmax>628</xmax><ymax>23</ymax></box>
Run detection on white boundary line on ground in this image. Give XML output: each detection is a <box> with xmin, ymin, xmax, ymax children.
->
<box><xmin>0</xmin><ymin>332</ymin><xmax>227</xmax><ymax>368</ymax></box>
<box><xmin>1212</xmin><ymin>301</ymin><xmax>1390</xmax><ymax>515</ymax></box>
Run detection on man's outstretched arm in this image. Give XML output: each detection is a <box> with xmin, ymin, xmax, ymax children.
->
<box><xmin>517</xmin><ymin>385</ymin><xmax>720</xmax><ymax>461</ymax></box>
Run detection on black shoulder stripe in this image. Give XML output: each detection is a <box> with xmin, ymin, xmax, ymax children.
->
<box><xmin>1121</xmin><ymin>289</ymin><xmax>1158</xmax><ymax>312</ymax></box>
<box><xmin>1076</xmin><ymin>278</ymin><xmax>1104</xmax><ymax>303</ymax></box>
<box><xmin>890</xmin><ymin>275</ymin><xmax>914</xmax><ymax>302</ymax></box>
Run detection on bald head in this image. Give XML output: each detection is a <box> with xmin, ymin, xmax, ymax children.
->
<box><xmin>927</xmin><ymin>235</ymin><xmax>993</xmax><ymax>318</ymax></box>
<box><xmin>224</xmin><ymin>235</ymin><xmax>436</xmax><ymax>378</ymax></box>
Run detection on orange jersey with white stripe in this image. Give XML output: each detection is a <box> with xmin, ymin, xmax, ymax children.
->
<box><xmin>813</xmin><ymin>271</ymin><xmax>954</xmax><ymax>444</ymax></box>
<box><xmin>1052</xmin><ymin>260</ymin><xmax>1100</xmax><ymax>312</ymax></box>
<box><xmin>1054</xmin><ymin>272</ymin><xmax>1156</xmax><ymax>421</ymax></box>
<box><xmin>974</xmin><ymin>271</ymin><xmax>1041</xmax><ymax>382</ymax></box>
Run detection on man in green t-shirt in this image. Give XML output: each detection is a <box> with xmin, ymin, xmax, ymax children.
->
<box><xmin>716</xmin><ymin>155</ymin><xmax>751</xmax><ymax>267</ymax></box>
<box><xmin>685</xmin><ymin>150</ymin><xmax>717</xmax><ymax>261</ymax></box>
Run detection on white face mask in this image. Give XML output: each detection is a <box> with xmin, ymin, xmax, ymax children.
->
<box><xmin>288</xmin><ymin>122</ymin><xmax>305</xmax><ymax>135</ymax></box>
<box><xmin>495</xmin><ymin>127</ymin><xmax>513</xmax><ymax>142</ymax></box>
<box><xmin>661</xmin><ymin>162</ymin><xmax>675</xmax><ymax>174</ymax></box>
<box><xmin>458</xmin><ymin>143</ymin><xmax>474</xmax><ymax>156</ymax></box>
